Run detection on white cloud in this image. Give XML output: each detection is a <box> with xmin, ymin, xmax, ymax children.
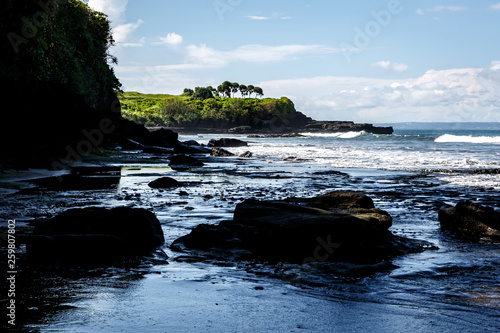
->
<box><xmin>87</xmin><ymin>0</ymin><xmax>128</xmax><ymax>25</ymax></box>
<box><xmin>259</xmin><ymin>62</ymin><xmax>500</xmax><ymax>122</ymax></box>
<box><xmin>112</xmin><ymin>19</ymin><xmax>144</xmax><ymax>45</ymax></box>
<box><xmin>158</xmin><ymin>33</ymin><xmax>183</xmax><ymax>46</ymax></box>
<box><xmin>186</xmin><ymin>44</ymin><xmax>342</xmax><ymax>67</ymax></box>
<box><xmin>87</xmin><ymin>0</ymin><xmax>143</xmax><ymax>47</ymax></box>
<box><xmin>371</xmin><ymin>61</ymin><xmax>409</xmax><ymax>72</ymax></box>
<box><xmin>247</xmin><ymin>16</ymin><xmax>269</xmax><ymax>20</ymax></box>
<box><xmin>417</xmin><ymin>6</ymin><xmax>466</xmax><ymax>15</ymax></box>
<box><xmin>490</xmin><ymin>3</ymin><xmax>500</xmax><ymax>10</ymax></box>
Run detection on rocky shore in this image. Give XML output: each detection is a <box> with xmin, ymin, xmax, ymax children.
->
<box><xmin>160</xmin><ymin>111</ymin><xmax>394</xmax><ymax>136</ymax></box>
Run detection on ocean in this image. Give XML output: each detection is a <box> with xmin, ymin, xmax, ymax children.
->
<box><xmin>1</xmin><ymin>124</ymin><xmax>499</xmax><ymax>332</ymax></box>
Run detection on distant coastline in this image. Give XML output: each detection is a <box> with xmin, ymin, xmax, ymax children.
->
<box><xmin>377</xmin><ymin>122</ymin><xmax>500</xmax><ymax>131</ymax></box>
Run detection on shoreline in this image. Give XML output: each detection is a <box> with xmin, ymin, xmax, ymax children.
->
<box><xmin>148</xmin><ymin>123</ymin><xmax>394</xmax><ymax>136</ymax></box>
<box><xmin>1</xmin><ymin>128</ymin><xmax>499</xmax><ymax>332</ymax></box>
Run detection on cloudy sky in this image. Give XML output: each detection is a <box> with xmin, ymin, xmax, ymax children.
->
<box><xmin>86</xmin><ymin>0</ymin><xmax>500</xmax><ymax>122</ymax></box>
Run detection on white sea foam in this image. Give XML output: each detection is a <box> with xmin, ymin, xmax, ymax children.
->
<box><xmin>301</xmin><ymin>131</ymin><xmax>365</xmax><ymax>139</ymax></box>
<box><xmin>435</xmin><ymin>134</ymin><xmax>500</xmax><ymax>144</ymax></box>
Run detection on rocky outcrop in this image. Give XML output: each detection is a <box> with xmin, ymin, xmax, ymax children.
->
<box><xmin>211</xmin><ymin>147</ymin><xmax>235</xmax><ymax>157</ymax></box>
<box><xmin>27</xmin><ymin>207</ymin><xmax>165</xmax><ymax>262</ymax></box>
<box><xmin>172</xmin><ymin>191</ymin><xmax>430</xmax><ymax>265</ymax></box>
<box><xmin>439</xmin><ymin>201</ymin><xmax>500</xmax><ymax>241</ymax></box>
<box><xmin>208</xmin><ymin>138</ymin><xmax>249</xmax><ymax>147</ymax></box>
<box><xmin>304</xmin><ymin>121</ymin><xmax>393</xmax><ymax>135</ymax></box>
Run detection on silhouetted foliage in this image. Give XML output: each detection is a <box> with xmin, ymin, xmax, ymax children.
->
<box><xmin>0</xmin><ymin>0</ymin><xmax>121</xmax><ymax>107</ymax></box>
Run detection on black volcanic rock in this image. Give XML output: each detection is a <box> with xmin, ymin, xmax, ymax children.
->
<box><xmin>439</xmin><ymin>201</ymin><xmax>500</xmax><ymax>241</ymax></box>
<box><xmin>148</xmin><ymin>177</ymin><xmax>180</xmax><ymax>188</ymax></box>
<box><xmin>172</xmin><ymin>191</ymin><xmax>429</xmax><ymax>265</ymax></box>
<box><xmin>211</xmin><ymin>147</ymin><xmax>235</xmax><ymax>157</ymax></box>
<box><xmin>209</xmin><ymin>138</ymin><xmax>249</xmax><ymax>147</ymax></box>
<box><xmin>304</xmin><ymin>121</ymin><xmax>393</xmax><ymax>135</ymax></box>
<box><xmin>28</xmin><ymin>207</ymin><xmax>165</xmax><ymax>262</ymax></box>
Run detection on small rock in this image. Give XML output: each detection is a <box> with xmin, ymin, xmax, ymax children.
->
<box><xmin>148</xmin><ymin>177</ymin><xmax>180</xmax><ymax>189</ymax></box>
<box><xmin>211</xmin><ymin>147</ymin><xmax>234</xmax><ymax>157</ymax></box>
<box><xmin>239</xmin><ymin>151</ymin><xmax>253</xmax><ymax>158</ymax></box>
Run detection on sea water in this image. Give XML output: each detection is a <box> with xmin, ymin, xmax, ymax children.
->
<box><xmin>2</xmin><ymin>126</ymin><xmax>499</xmax><ymax>332</ymax></box>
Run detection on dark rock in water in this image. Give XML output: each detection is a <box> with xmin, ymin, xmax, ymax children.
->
<box><xmin>209</xmin><ymin>138</ymin><xmax>248</xmax><ymax>147</ymax></box>
<box><xmin>172</xmin><ymin>191</ymin><xmax>429</xmax><ymax>265</ymax></box>
<box><xmin>148</xmin><ymin>177</ymin><xmax>180</xmax><ymax>189</ymax></box>
<box><xmin>239</xmin><ymin>151</ymin><xmax>253</xmax><ymax>158</ymax></box>
<box><xmin>439</xmin><ymin>201</ymin><xmax>500</xmax><ymax>241</ymax></box>
<box><xmin>182</xmin><ymin>140</ymin><xmax>202</xmax><ymax>146</ymax></box>
<box><xmin>229</xmin><ymin>126</ymin><xmax>254</xmax><ymax>134</ymax></box>
<box><xmin>168</xmin><ymin>155</ymin><xmax>204</xmax><ymax>170</ymax></box>
<box><xmin>142</xmin><ymin>145</ymin><xmax>175</xmax><ymax>154</ymax></box>
<box><xmin>211</xmin><ymin>147</ymin><xmax>235</xmax><ymax>157</ymax></box>
<box><xmin>28</xmin><ymin>207</ymin><xmax>165</xmax><ymax>262</ymax></box>
<box><xmin>141</xmin><ymin>128</ymin><xmax>179</xmax><ymax>148</ymax></box>
<box><xmin>174</xmin><ymin>142</ymin><xmax>211</xmax><ymax>154</ymax></box>
<box><xmin>304</xmin><ymin>121</ymin><xmax>393</xmax><ymax>135</ymax></box>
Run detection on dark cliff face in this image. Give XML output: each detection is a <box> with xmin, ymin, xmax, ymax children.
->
<box><xmin>0</xmin><ymin>84</ymin><xmax>124</xmax><ymax>167</ymax></box>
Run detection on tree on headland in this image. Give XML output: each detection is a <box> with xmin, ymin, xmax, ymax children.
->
<box><xmin>231</xmin><ymin>82</ymin><xmax>240</xmax><ymax>98</ymax></box>
<box><xmin>184</xmin><ymin>82</ymin><xmax>263</xmax><ymax>99</ymax></box>
<box><xmin>193</xmin><ymin>86</ymin><xmax>214</xmax><ymax>100</ymax></box>
<box><xmin>239</xmin><ymin>84</ymin><xmax>248</xmax><ymax>98</ymax></box>
<box><xmin>247</xmin><ymin>85</ymin><xmax>255</xmax><ymax>98</ymax></box>
<box><xmin>220</xmin><ymin>81</ymin><xmax>232</xmax><ymax>98</ymax></box>
<box><xmin>253</xmin><ymin>87</ymin><xmax>264</xmax><ymax>98</ymax></box>
<box><xmin>182</xmin><ymin>88</ymin><xmax>194</xmax><ymax>97</ymax></box>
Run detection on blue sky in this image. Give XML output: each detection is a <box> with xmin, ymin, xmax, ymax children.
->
<box><xmin>86</xmin><ymin>0</ymin><xmax>500</xmax><ymax>122</ymax></box>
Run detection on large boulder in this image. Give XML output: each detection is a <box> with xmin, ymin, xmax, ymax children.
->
<box><xmin>208</xmin><ymin>138</ymin><xmax>248</xmax><ymax>147</ymax></box>
<box><xmin>28</xmin><ymin>207</ymin><xmax>165</xmax><ymax>262</ymax></box>
<box><xmin>439</xmin><ymin>201</ymin><xmax>500</xmax><ymax>241</ymax></box>
<box><xmin>172</xmin><ymin>191</ymin><xmax>429</xmax><ymax>265</ymax></box>
<box><xmin>168</xmin><ymin>155</ymin><xmax>204</xmax><ymax>170</ymax></box>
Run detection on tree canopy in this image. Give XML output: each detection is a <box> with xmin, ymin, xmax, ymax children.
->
<box><xmin>200</xmin><ymin>81</ymin><xmax>265</xmax><ymax>99</ymax></box>
<box><xmin>0</xmin><ymin>0</ymin><xmax>121</xmax><ymax>107</ymax></box>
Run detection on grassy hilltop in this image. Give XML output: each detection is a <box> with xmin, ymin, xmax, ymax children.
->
<box><xmin>119</xmin><ymin>90</ymin><xmax>296</xmax><ymax>129</ymax></box>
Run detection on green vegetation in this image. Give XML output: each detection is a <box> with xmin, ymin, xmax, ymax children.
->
<box><xmin>1</xmin><ymin>0</ymin><xmax>121</xmax><ymax>107</ymax></box>
<box><xmin>119</xmin><ymin>89</ymin><xmax>296</xmax><ymax>128</ymax></box>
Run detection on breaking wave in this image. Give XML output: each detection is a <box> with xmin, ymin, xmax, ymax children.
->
<box><xmin>435</xmin><ymin>134</ymin><xmax>500</xmax><ymax>144</ymax></box>
<box><xmin>301</xmin><ymin>131</ymin><xmax>365</xmax><ymax>139</ymax></box>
